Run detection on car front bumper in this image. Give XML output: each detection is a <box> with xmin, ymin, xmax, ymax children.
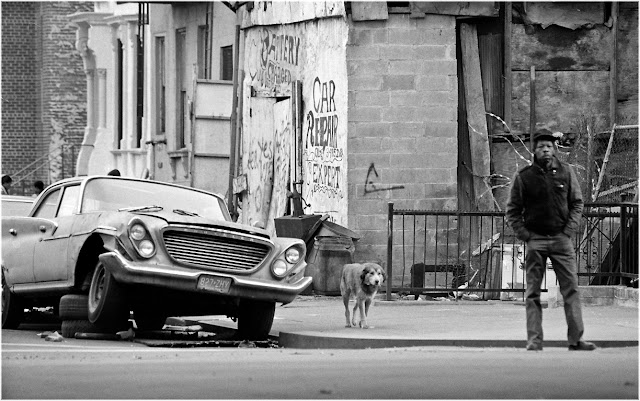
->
<box><xmin>99</xmin><ymin>251</ymin><xmax>312</xmax><ymax>304</ymax></box>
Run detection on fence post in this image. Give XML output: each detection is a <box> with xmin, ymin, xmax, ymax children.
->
<box><xmin>620</xmin><ymin>204</ymin><xmax>628</xmax><ymax>282</ymax></box>
<box><xmin>386</xmin><ymin>202</ymin><xmax>394</xmax><ymax>301</ymax></box>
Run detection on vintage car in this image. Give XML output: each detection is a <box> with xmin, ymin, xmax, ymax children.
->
<box><xmin>1</xmin><ymin>176</ymin><xmax>310</xmax><ymax>339</ymax></box>
<box><xmin>1</xmin><ymin>195</ymin><xmax>36</xmax><ymax>217</ymax></box>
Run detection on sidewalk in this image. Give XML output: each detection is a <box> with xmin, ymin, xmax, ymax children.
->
<box><xmin>195</xmin><ymin>293</ymin><xmax>639</xmax><ymax>349</ymax></box>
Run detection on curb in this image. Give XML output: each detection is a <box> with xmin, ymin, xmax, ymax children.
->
<box><xmin>277</xmin><ymin>332</ymin><xmax>639</xmax><ymax>350</ymax></box>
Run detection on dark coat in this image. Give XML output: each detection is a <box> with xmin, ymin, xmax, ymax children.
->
<box><xmin>506</xmin><ymin>156</ymin><xmax>584</xmax><ymax>241</ymax></box>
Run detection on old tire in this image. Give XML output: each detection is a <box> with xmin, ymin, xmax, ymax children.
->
<box><xmin>2</xmin><ymin>273</ymin><xmax>23</xmax><ymax>329</ymax></box>
<box><xmin>59</xmin><ymin>294</ymin><xmax>89</xmax><ymax>320</ymax></box>
<box><xmin>237</xmin><ymin>300</ymin><xmax>275</xmax><ymax>341</ymax></box>
<box><xmin>61</xmin><ymin>320</ymin><xmax>104</xmax><ymax>339</ymax></box>
<box><xmin>87</xmin><ymin>260</ymin><xmax>129</xmax><ymax>331</ymax></box>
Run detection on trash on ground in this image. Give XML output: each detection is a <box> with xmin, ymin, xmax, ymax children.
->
<box><xmin>116</xmin><ymin>328</ymin><xmax>135</xmax><ymax>340</ymax></box>
<box><xmin>462</xmin><ymin>294</ymin><xmax>481</xmax><ymax>301</ymax></box>
<box><xmin>44</xmin><ymin>331</ymin><xmax>64</xmax><ymax>342</ymax></box>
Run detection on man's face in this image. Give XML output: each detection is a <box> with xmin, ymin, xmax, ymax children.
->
<box><xmin>534</xmin><ymin>140</ymin><xmax>555</xmax><ymax>162</ymax></box>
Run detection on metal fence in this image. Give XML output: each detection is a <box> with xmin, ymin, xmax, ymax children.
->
<box><xmin>385</xmin><ymin>202</ymin><xmax>638</xmax><ymax>301</ymax></box>
<box><xmin>10</xmin><ymin>144</ymin><xmax>77</xmax><ymax>196</ymax></box>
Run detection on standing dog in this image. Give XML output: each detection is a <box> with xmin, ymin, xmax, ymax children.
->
<box><xmin>340</xmin><ymin>263</ymin><xmax>385</xmax><ymax>329</ymax></box>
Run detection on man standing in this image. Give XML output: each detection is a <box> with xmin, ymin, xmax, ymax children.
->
<box><xmin>506</xmin><ymin>129</ymin><xmax>596</xmax><ymax>351</ymax></box>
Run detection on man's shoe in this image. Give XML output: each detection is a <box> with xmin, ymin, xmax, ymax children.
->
<box><xmin>568</xmin><ymin>341</ymin><xmax>597</xmax><ymax>351</ymax></box>
<box><xmin>526</xmin><ymin>343</ymin><xmax>542</xmax><ymax>351</ymax></box>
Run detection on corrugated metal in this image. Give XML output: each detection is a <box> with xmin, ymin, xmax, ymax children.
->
<box><xmin>163</xmin><ymin>229</ymin><xmax>270</xmax><ymax>271</ymax></box>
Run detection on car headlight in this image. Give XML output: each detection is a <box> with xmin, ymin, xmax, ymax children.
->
<box><xmin>272</xmin><ymin>260</ymin><xmax>288</xmax><ymax>276</ymax></box>
<box><xmin>128</xmin><ymin>220</ymin><xmax>156</xmax><ymax>258</ymax></box>
<box><xmin>130</xmin><ymin>224</ymin><xmax>146</xmax><ymax>241</ymax></box>
<box><xmin>138</xmin><ymin>240</ymin><xmax>155</xmax><ymax>257</ymax></box>
<box><xmin>285</xmin><ymin>247</ymin><xmax>301</xmax><ymax>264</ymax></box>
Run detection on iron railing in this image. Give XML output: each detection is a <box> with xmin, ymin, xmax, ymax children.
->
<box><xmin>386</xmin><ymin>202</ymin><xmax>638</xmax><ymax>301</ymax></box>
<box><xmin>10</xmin><ymin>144</ymin><xmax>76</xmax><ymax>196</ymax></box>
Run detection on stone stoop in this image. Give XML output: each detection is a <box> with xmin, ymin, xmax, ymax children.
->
<box><xmin>548</xmin><ymin>285</ymin><xmax>639</xmax><ymax>308</ymax></box>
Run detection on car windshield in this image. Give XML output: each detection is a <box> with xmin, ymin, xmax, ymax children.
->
<box><xmin>1</xmin><ymin>198</ymin><xmax>34</xmax><ymax>217</ymax></box>
<box><xmin>82</xmin><ymin>178</ymin><xmax>228</xmax><ymax>221</ymax></box>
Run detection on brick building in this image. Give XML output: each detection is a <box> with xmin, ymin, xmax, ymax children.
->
<box><xmin>1</xmin><ymin>2</ymin><xmax>92</xmax><ymax>194</ymax></box>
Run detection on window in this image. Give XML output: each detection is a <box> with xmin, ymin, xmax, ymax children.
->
<box><xmin>221</xmin><ymin>45</ymin><xmax>233</xmax><ymax>81</ymax></box>
<box><xmin>156</xmin><ymin>36</ymin><xmax>166</xmax><ymax>134</ymax></box>
<box><xmin>57</xmin><ymin>186</ymin><xmax>80</xmax><ymax>217</ymax></box>
<box><xmin>33</xmin><ymin>189</ymin><xmax>61</xmax><ymax>219</ymax></box>
<box><xmin>197</xmin><ymin>25</ymin><xmax>210</xmax><ymax>79</ymax></box>
<box><xmin>135</xmin><ymin>33</ymin><xmax>144</xmax><ymax>148</ymax></box>
<box><xmin>117</xmin><ymin>40</ymin><xmax>124</xmax><ymax>149</ymax></box>
<box><xmin>176</xmin><ymin>29</ymin><xmax>187</xmax><ymax>149</ymax></box>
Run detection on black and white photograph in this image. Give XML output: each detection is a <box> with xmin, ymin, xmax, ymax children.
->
<box><xmin>1</xmin><ymin>1</ymin><xmax>638</xmax><ymax>399</ymax></box>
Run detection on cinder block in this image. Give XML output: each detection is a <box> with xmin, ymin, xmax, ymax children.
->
<box><xmin>349</xmin><ymin>106</ymin><xmax>382</xmax><ymax>122</ymax></box>
<box><xmin>346</xmin><ymin>44</ymin><xmax>380</xmax><ymax>60</ymax></box>
<box><xmin>413</xmin><ymin>45</ymin><xmax>447</xmax><ymax>60</ymax></box>
<box><xmin>382</xmin><ymin>75</ymin><xmax>415</xmax><ymax>91</ymax></box>
<box><xmin>380</xmin><ymin>45</ymin><xmax>415</xmax><ymax>60</ymax></box>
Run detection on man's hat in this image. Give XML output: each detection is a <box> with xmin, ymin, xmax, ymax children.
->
<box><xmin>532</xmin><ymin>128</ymin><xmax>556</xmax><ymax>144</ymax></box>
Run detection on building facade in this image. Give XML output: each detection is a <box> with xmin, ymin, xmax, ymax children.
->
<box><xmin>62</xmin><ymin>2</ymin><xmax>637</xmax><ymax>286</ymax></box>
<box><xmin>1</xmin><ymin>2</ymin><xmax>92</xmax><ymax>194</ymax></box>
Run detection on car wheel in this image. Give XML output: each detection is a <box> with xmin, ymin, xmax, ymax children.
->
<box><xmin>87</xmin><ymin>260</ymin><xmax>129</xmax><ymax>331</ymax></box>
<box><xmin>237</xmin><ymin>299</ymin><xmax>275</xmax><ymax>341</ymax></box>
<box><xmin>133</xmin><ymin>305</ymin><xmax>167</xmax><ymax>331</ymax></box>
<box><xmin>2</xmin><ymin>274</ymin><xmax>23</xmax><ymax>329</ymax></box>
<box><xmin>61</xmin><ymin>319</ymin><xmax>104</xmax><ymax>339</ymax></box>
<box><xmin>59</xmin><ymin>294</ymin><xmax>89</xmax><ymax>320</ymax></box>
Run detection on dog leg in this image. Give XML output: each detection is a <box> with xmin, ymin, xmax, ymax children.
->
<box><xmin>357</xmin><ymin>300</ymin><xmax>369</xmax><ymax>329</ymax></box>
<box><xmin>343</xmin><ymin>294</ymin><xmax>352</xmax><ymax>328</ymax></box>
<box><xmin>351</xmin><ymin>302</ymin><xmax>359</xmax><ymax>327</ymax></box>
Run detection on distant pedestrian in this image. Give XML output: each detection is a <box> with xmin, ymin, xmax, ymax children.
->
<box><xmin>2</xmin><ymin>175</ymin><xmax>12</xmax><ymax>195</ymax></box>
<box><xmin>107</xmin><ymin>169</ymin><xmax>121</xmax><ymax>176</ymax></box>
<box><xmin>33</xmin><ymin>180</ymin><xmax>45</xmax><ymax>196</ymax></box>
<box><xmin>506</xmin><ymin>128</ymin><xmax>596</xmax><ymax>351</ymax></box>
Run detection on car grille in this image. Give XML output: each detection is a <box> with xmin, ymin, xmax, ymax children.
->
<box><xmin>163</xmin><ymin>229</ymin><xmax>271</xmax><ymax>271</ymax></box>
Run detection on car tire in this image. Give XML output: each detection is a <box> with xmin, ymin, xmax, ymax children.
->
<box><xmin>237</xmin><ymin>299</ymin><xmax>275</xmax><ymax>341</ymax></box>
<box><xmin>2</xmin><ymin>274</ymin><xmax>23</xmax><ymax>329</ymax></box>
<box><xmin>61</xmin><ymin>319</ymin><xmax>104</xmax><ymax>339</ymax></box>
<box><xmin>133</xmin><ymin>305</ymin><xmax>167</xmax><ymax>331</ymax></box>
<box><xmin>59</xmin><ymin>294</ymin><xmax>89</xmax><ymax>320</ymax></box>
<box><xmin>87</xmin><ymin>260</ymin><xmax>129</xmax><ymax>331</ymax></box>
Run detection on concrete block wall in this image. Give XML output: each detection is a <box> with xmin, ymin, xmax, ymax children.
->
<box><xmin>346</xmin><ymin>13</ymin><xmax>458</xmax><ymax>286</ymax></box>
<box><xmin>1</xmin><ymin>2</ymin><xmax>91</xmax><ymax>191</ymax></box>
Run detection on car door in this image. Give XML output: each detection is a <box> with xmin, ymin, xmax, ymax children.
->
<box><xmin>33</xmin><ymin>185</ymin><xmax>81</xmax><ymax>282</ymax></box>
<box><xmin>1</xmin><ymin>189</ymin><xmax>61</xmax><ymax>285</ymax></box>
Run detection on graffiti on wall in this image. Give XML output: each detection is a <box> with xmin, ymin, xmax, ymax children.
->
<box><xmin>364</xmin><ymin>163</ymin><xmax>405</xmax><ymax>195</ymax></box>
<box><xmin>250</xmin><ymin>28</ymin><xmax>302</xmax><ymax>90</ymax></box>
<box><xmin>303</xmin><ymin>77</ymin><xmax>344</xmax><ymax>201</ymax></box>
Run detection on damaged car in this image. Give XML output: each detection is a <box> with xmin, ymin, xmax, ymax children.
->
<box><xmin>1</xmin><ymin>176</ymin><xmax>310</xmax><ymax>340</ymax></box>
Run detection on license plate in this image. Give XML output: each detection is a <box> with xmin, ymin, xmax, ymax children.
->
<box><xmin>197</xmin><ymin>275</ymin><xmax>232</xmax><ymax>294</ymax></box>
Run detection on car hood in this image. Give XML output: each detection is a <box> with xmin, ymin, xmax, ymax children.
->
<box><xmin>131</xmin><ymin>209</ymin><xmax>271</xmax><ymax>239</ymax></box>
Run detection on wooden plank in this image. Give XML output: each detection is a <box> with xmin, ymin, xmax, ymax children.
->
<box><xmin>409</xmin><ymin>2</ymin><xmax>498</xmax><ymax>18</ymax></box>
<box><xmin>529</xmin><ymin>66</ymin><xmax>535</xmax><ymax>157</ymax></box>
<box><xmin>504</xmin><ymin>2</ymin><xmax>512</xmax><ymax>129</ymax></box>
<box><xmin>242</xmin><ymin>97</ymin><xmax>276</xmax><ymax>227</ymax></box>
<box><xmin>351</xmin><ymin>1</ymin><xmax>388</xmax><ymax>21</ymax></box>
<box><xmin>265</xmin><ymin>99</ymin><xmax>292</xmax><ymax>236</ymax></box>
<box><xmin>511</xmin><ymin>24</ymin><xmax>612</xmax><ymax>71</ymax></box>
<box><xmin>610</xmin><ymin>2</ymin><xmax>618</xmax><ymax>125</ymax></box>
<box><xmin>460</xmin><ymin>23</ymin><xmax>494</xmax><ymax>211</ymax></box>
